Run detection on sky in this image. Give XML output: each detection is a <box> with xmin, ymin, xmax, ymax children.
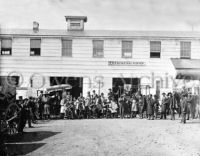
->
<box><xmin>1</xmin><ymin>0</ymin><xmax>200</xmax><ymax>31</ymax></box>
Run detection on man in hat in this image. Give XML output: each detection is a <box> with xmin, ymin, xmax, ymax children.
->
<box><xmin>118</xmin><ymin>94</ymin><xmax>126</xmax><ymax>118</ymax></box>
<box><xmin>160</xmin><ymin>93</ymin><xmax>168</xmax><ymax>119</ymax></box>
<box><xmin>147</xmin><ymin>94</ymin><xmax>154</xmax><ymax>120</ymax></box>
<box><xmin>37</xmin><ymin>91</ymin><xmax>44</xmax><ymax>120</ymax></box>
<box><xmin>168</xmin><ymin>92</ymin><xmax>175</xmax><ymax>120</ymax></box>
<box><xmin>187</xmin><ymin>92</ymin><xmax>196</xmax><ymax>120</ymax></box>
<box><xmin>153</xmin><ymin>95</ymin><xmax>159</xmax><ymax>119</ymax></box>
<box><xmin>181</xmin><ymin>93</ymin><xmax>188</xmax><ymax>124</ymax></box>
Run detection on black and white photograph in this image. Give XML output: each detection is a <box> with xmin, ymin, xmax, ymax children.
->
<box><xmin>0</xmin><ymin>0</ymin><xmax>200</xmax><ymax>155</ymax></box>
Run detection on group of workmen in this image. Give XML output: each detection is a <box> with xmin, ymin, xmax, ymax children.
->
<box><xmin>16</xmin><ymin>87</ymin><xmax>200</xmax><ymax>133</ymax></box>
<box><xmin>56</xmin><ymin>88</ymin><xmax>200</xmax><ymax>124</ymax></box>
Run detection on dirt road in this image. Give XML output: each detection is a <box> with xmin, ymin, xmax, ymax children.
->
<box><xmin>6</xmin><ymin>118</ymin><xmax>200</xmax><ymax>156</ymax></box>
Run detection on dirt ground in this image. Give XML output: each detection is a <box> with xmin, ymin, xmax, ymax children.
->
<box><xmin>5</xmin><ymin>117</ymin><xmax>200</xmax><ymax>156</ymax></box>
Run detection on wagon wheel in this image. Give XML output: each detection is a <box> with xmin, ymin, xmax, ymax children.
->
<box><xmin>5</xmin><ymin>103</ymin><xmax>20</xmax><ymax>135</ymax></box>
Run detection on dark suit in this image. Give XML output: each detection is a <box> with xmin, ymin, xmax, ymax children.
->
<box><xmin>169</xmin><ymin>96</ymin><xmax>175</xmax><ymax>120</ymax></box>
<box><xmin>160</xmin><ymin>97</ymin><xmax>168</xmax><ymax>119</ymax></box>
<box><xmin>181</xmin><ymin>98</ymin><xmax>188</xmax><ymax>123</ymax></box>
<box><xmin>118</xmin><ymin>97</ymin><xmax>125</xmax><ymax>118</ymax></box>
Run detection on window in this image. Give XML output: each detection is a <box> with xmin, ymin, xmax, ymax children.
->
<box><xmin>30</xmin><ymin>39</ymin><xmax>41</xmax><ymax>56</ymax></box>
<box><xmin>1</xmin><ymin>39</ymin><xmax>12</xmax><ymax>55</ymax></box>
<box><xmin>150</xmin><ymin>41</ymin><xmax>161</xmax><ymax>58</ymax></box>
<box><xmin>0</xmin><ymin>76</ymin><xmax>19</xmax><ymax>87</ymax></box>
<box><xmin>70</xmin><ymin>20</ymin><xmax>81</xmax><ymax>27</ymax></box>
<box><xmin>122</xmin><ymin>41</ymin><xmax>132</xmax><ymax>58</ymax></box>
<box><xmin>70</xmin><ymin>23</ymin><xmax>81</xmax><ymax>27</ymax></box>
<box><xmin>93</xmin><ymin>40</ymin><xmax>104</xmax><ymax>57</ymax></box>
<box><xmin>62</xmin><ymin>39</ymin><xmax>72</xmax><ymax>57</ymax></box>
<box><xmin>180</xmin><ymin>41</ymin><xmax>191</xmax><ymax>59</ymax></box>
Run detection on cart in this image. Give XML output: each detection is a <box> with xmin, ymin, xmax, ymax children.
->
<box><xmin>0</xmin><ymin>92</ymin><xmax>21</xmax><ymax>136</ymax></box>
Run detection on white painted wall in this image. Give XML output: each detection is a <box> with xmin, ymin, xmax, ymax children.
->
<box><xmin>1</xmin><ymin>37</ymin><xmax>200</xmax><ymax>98</ymax></box>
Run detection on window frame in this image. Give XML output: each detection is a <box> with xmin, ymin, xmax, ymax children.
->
<box><xmin>180</xmin><ymin>41</ymin><xmax>191</xmax><ymax>59</ymax></box>
<box><xmin>62</xmin><ymin>39</ymin><xmax>72</xmax><ymax>57</ymax></box>
<box><xmin>122</xmin><ymin>40</ymin><xmax>133</xmax><ymax>58</ymax></box>
<box><xmin>93</xmin><ymin>40</ymin><xmax>104</xmax><ymax>58</ymax></box>
<box><xmin>1</xmin><ymin>38</ymin><xmax>12</xmax><ymax>56</ymax></box>
<box><xmin>150</xmin><ymin>41</ymin><xmax>161</xmax><ymax>58</ymax></box>
<box><xmin>30</xmin><ymin>38</ymin><xmax>41</xmax><ymax>56</ymax></box>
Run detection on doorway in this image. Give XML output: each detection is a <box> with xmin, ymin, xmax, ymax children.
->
<box><xmin>50</xmin><ymin>77</ymin><xmax>83</xmax><ymax>98</ymax></box>
<box><xmin>112</xmin><ymin>78</ymin><xmax>140</xmax><ymax>97</ymax></box>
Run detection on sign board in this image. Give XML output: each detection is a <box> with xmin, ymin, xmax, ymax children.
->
<box><xmin>108</xmin><ymin>61</ymin><xmax>145</xmax><ymax>66</ymax></box>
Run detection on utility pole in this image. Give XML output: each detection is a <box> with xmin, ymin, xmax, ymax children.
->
<box><xmin>98</xmin><ymin>80</ymin><xmax>102</xmax><ymax>95</ymax></box>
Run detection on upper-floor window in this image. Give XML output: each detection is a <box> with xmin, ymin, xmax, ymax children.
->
<box><xmin>93</xmin><ymin>40</ymin><xmax>104</xmax><ymax>58</ymax></box>
<box><xmin>30</xmin><ymin>39</ymin><xmax>41</xmax><ymax>56</ymax></box>
<box><xmin>180</xmin><ymin>41</ymin><xmax>191</xmax><ymax>59</ymax></box>
<box><xmin>69</xmin><ymin>20</ymin><xmax>81</xmax><ymax>29</ymax></box>
<box><xmin>62</xmin><ymin>39</ymin><xmax>72</xmax><ymax>57</ymax></box>
<box><xmin>1</xmin><ymin>39</ymin><xmax>12</xmax><ymax>55</ymax></box>
<box><xmin>150</xmin><ymin>41</ymin><xmax>161</xmax><ymax>58</ymax></box>
<box><xmin>122</xmin><ymin>41</ymin><xmax>132</xmax><ymax>58</ymax></box>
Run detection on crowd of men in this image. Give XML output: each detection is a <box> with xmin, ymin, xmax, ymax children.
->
<box><xmin>16</xmin><ymin>87</ymin><xmax>200</xmax><ymax>133</ymax></box>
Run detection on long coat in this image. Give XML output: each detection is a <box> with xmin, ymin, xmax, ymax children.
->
<box><xmin>147</xmin><ymin>98</ymin><xmax>154</xmax><ymax>115</ymax></box>
<box><xmin>181</xmin><ymin>98</ymin><xmax>188</xmax><ymax>114</ymax></box>
<box><xmin>161</xmin><ymin>97</ymin><xmax>168</xmax><ymax>112</ymax></box>
<box><xmin>138</xmin><ymin>97</ymin><xmax>144</xmax><ymax>112</ymax></box>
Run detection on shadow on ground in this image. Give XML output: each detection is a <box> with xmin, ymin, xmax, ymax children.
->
<box><xmin>6</xmin><ymin>143</ymin><xmax>45</xmax><ymax>156</ymax></box>
<box><xmin>7</xmin><ymin>131</ymin><xmax>61</xmax><ymax>143</ymax></box>
<box><xmin>5</xmin><ymin>131</ymin><xmax>60</xmax><ymax>156</ymax></box>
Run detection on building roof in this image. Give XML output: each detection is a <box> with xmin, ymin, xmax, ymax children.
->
<box><xmin>1</xmin><ymin>28</ymin><xmax>200</xmax><ymax>38</ymax></box>
<box><xmin>65</xmin><ymin>16</ymin><xmax>87</xmax><ymax>22</ymax></box>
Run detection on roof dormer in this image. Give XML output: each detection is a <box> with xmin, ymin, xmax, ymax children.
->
<box><xmin>65</xmin><ymin>16</ymin><xmax>87</xmax><ymax>31</ymax></box>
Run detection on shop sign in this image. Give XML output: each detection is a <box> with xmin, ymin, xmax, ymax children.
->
<box><xmin>108</xmin><ymin>61</ymin><xmax>145</xmax><ymax>66</ymax></box>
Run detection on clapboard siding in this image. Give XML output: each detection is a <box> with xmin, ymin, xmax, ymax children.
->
<box><xmin>191</xmin><ymin>40</ymin><xmax>200</xmax><ymax>59</ymax></box>
<box><xmin>161</xmin><ymin>40</ymin><xmax>180</xmax><ymax>58</ymax></box>
<box><xmin>12</xmin><ymin>38</ymin><xmax>30</xmax><ymax>56</ymax></box>
<box><xmin>0</xmin><ymin>37</ymin><xmax>199</xmax><ymax>81</ymax></box>
<box><xmin>133</xmin><ymin>40</ymin><xmax>149</xmax><ymax>59</ymax></box>
<box><xmin>41</xmin><ymin>38</ymin><xmax>61</xmax><ymax>57</ymax></box>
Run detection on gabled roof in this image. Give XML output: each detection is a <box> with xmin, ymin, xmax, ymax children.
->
<box><xmin>1</xmin><ymin>28</ymin><xmax>200</xmax><ymax>38</ymax></box>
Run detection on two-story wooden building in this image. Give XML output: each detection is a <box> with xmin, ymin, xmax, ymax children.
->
<box><xmin>0</xmin><ymin>16</ymin><xmax>200</xmax><ymax>98</ymax></box>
